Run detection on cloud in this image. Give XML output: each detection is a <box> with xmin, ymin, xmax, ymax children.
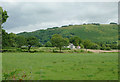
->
<box><xmin>0</xmin><ymin>2</ymin><xmax>118</xmax><ymax>33</ymax></box>
<box><xmin>0</xmin><ymin>0</ymin><xmax>119</xmax><ymax>2</ymax></box>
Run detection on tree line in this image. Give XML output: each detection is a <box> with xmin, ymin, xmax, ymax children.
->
<box><xmin>2</xmin><ymin>31</ymin><xmax>118</xmax><ymax>52</ymax></box>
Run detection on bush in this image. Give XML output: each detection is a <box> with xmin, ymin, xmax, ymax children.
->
<box><xmin>62</xmin><ymin>48</ymin><xmax>71</xmax><ymax>50</ymax></box>
<box><xmin>16</xmin><ymin>48</ymin><xmax>22</xmax><ymax>52</ymax></box>
<box><xmin>105</xmin><ymin>47</ymin><xmax>111</xmax><ymax>50</ymax></box>
<box><xmin>87</xmin><ymin>51</ymin><xmax>93</xmax><ymax>53</ymax></box>
<box><xmin>2</xmin><ymin>49</ymin><xmax>16</xmax><ymax>52</ymax></box>
<box><xmin>80</xmin><ymin>49</ymin><xmax>85</xmax><ymax>52</ymax></box>
<box><xmin>44</xmin><ymin>41</ymin><xmax>52</xmax><ymax>47</ymax></box>
<box><xmin>110</xmin><ymin>22</ymin><xmax>117</xmax><ymax>25</ymax></box>
<box><xmin>80</xmin><ymin>44</ymin><xmax>84</xmax><ymax>49</ymax></box>
<box><xmin>110</xmin><ymin>44</ymin><xmax>118</xmax><ymax>49</ymax></box>
<box><xmin>53</xmin><ymin>50</ymin><xmax>60</xmax><ymax>53</ymax></box>
<box><xmin>100</xmin><ymin>44</ymin><xmax>106</xmax><ymax>50</ymax></box>
<box><xmin>91</xmin><ymin>43</ymin><xmax>100</xmax><ymax>49</ymax></box>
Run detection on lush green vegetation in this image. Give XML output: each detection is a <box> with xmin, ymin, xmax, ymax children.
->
<box><xmin>51</xmin><ymin>34</ymin><xmax>69</xmax><ymax>52</ymax></box>
<box><xmin>2</xmin><ymin>53</ymin><xmax>118</xmax><ymax>80</ymax></box>
<box><xmin>18</xmin><ymin>24</ymin><xmax>118</xmax><ymax>44</ymax></box>
<box><xmin>2</xmin><ymin>47</ymin><xmax>91</xmax><ymax>53</ymax></box>
<box><xmin>2</xmin><ymin>32</ymin><xmax>118</xmax><ymax>52</ymax></box>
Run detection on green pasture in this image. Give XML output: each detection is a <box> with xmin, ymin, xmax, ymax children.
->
<box><xmin>2</xmin><ymin>52</ymin><xmax>118</xmax><ymax>80</ymax></box>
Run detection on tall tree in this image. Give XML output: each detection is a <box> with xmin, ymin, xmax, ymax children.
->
<box><xmin>15</xmin><ymin>35</ymin><xmax>26</xmax><ymax>48</ymax></box>
<box><xmin>26</xmin><ymin>36</ymin><xmax>39</xmax><ymax>52</ymax></box>
<box><xmin>82</xmin><ymin>40</ymin><xmax>92</xmax><ymax>50</ymax></box>
<box><xmin>0</xmin><ymin>7</ymin><xmax>9</xmax><ymax>49</ymax></box>
<box><xmin>45</xmin><ymin>41</ymin><xmax>52</xmax><ymax>47</ymax></box>
<box><xmin>2</xmin><ymin>30</ymin><xmax>17</xmax><ymax>48</ymax></box>
<box><xmin>2</xmin><ymin>29</ymin><xmax>10</xmax><ymax>48</ymax></box>
<box><xmin>9</xmin><ymin>33</ymin><xmax>17</xmax><ymax>47</ymax></box>
<box><xmin>0</xmin><ymin>7</ymin><xmax>9</xmax><ymax>26</ymax></box>
<box><xmin>51</xmin><ymin>34</ymin><xmax>69</xmax><ymax>52</ymax></box>
<box><xmin>69</xmin><ymin>36</ymin><xmax>82</xmax><ymax>46</ymax></box>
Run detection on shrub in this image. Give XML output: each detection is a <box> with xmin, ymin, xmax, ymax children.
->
<box><xmin>2</xmin><ymin>49</ymin><xmax>16</xmax><ymax>52</ymax></box>
<box><xmin>105</xmin><ymin>47</ymin><xmax>111</xmax><ymax>50</ymax></box>
<box><xmin>80</xmin><ymin>44</ymin><xmax>84</xmax><ymax>49</ymax></box>
<box><xmin>100</xmin><ymin>44</ymin><xmax>106</xmax><ymax>50</ymax></box>
<box><xmin>80</xmin><ymin>49</ymin><xmax>85</xmax><ymax>52</ymax></box>
<box><xmin>62</xmin><ymin>48</ymin><xmax>71</xmax><ymax>50</ymax></box>
<box><xmin>16</xmin><ymin>48</ymin><xmax>22</xmax><ymax>52</ymax></box>
<box><xmin>91</xmin><ymin>43</ymin><xmax>100</xmax><ymax>49</ymax></box>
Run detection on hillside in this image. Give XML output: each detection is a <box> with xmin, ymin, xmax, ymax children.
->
<box><xmin>17</xmin><ymin>24</ymin><xmax>118</xmax><ymax>44</ymax></box>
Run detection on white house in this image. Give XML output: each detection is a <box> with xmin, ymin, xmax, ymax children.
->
<box><xmin>77</xmin><ymin>46</ymin><xmax>81</xmax><ymax>49</ymax></box>
<box><xmin>65</xmin><ymin>43</ymin><xmax>81</xmax><ymax>49</ymax></box>
<box><xmin>67</xmin><ymin>43</ymin><xmax>76</xmax><ymax>49</ymax></box>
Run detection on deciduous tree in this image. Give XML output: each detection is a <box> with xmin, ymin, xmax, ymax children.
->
<box><xmin>26</xmin><ymin>36</ymin><xmax>39</xmax><ymax>52</ymax></box>
<box><xmin>51</xmin><ymin>34</ymin><xmax>69</xmax><ymax>52</ymax></box>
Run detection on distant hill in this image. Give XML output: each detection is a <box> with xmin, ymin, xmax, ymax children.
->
<box><xmin>17</xmin><ymin>24</ymin><xmax>118</xmax><ymax>44</ymax></box>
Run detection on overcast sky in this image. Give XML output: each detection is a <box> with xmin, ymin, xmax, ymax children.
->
<box><xmin>0</xmin><ymin>1</ymin><xmax>118</xmax><ymax>34</ymax></box>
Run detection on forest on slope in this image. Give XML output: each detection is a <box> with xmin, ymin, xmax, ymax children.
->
<box><xmin>18</xmin><ymin>24</ymin><xmax>118</xmax><ymax>44</ymax></box>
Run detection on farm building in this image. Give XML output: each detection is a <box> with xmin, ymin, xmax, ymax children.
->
<box><xmin>77</xmin><ymin>46</ymin><xmax>81</xmax><ymax>49</ymax></box>
<box><xmin>67</xmin><ymin>43</ymin><xmax>76</xmax><ymax>49</ymax></box>
<box><xmin>66</xmin><ymin>43</ymin><xmax>81</xmax><ymax>49</ymax></box>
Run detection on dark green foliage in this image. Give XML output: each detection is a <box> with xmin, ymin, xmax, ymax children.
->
<box><xmin>2</xmin><ymin>31</ymin><xmax>31</xmax><ymax>50</ymax></box>
<box><xmin>0</xmin><ymin>7</ymin><xmax>9</xmax><ymax>25</ymax></box>
<box><xmin>110</xmin><ymin>22</ymin><xmax>117</xmax><ymax>25</ymax></box>
<box><xmin>2</xmin><ymin>10</ymin><xmax>9</xmax><ymax>24</ymax></box>
<box><xmin>82</xmin><ymin>40</ymin><xmax>101</xmax><ymax>49</ymax></box>
<box><xmin>90</xmin><ymin>43</ymin><xmax>101</xmax><ymax>49</ymax></box>
<box><xmin>82</xmin><ymin>40</ymin><xmax>92</xmax><ymax>49</ymax></box>
<box><xmin>8</xmin><ymin>33</ymin><xmax>17</xmax><ymax>47</ymax></box>
<box><xmin>51</xmin><ymin>34</ymin><xmax>69</xmax><ymax>52</ymax></box>
<box><xmin>44</xmin><ymin>41</ymin><xmax>52</xmax><ymax>47</ymax></box>
<box><xmin>36</xmin><ymin>42</ymin><xmax>43</xmax><ymax>47</ymax></box>
<box><xmin>2</xmin><ymin>29</ymin><xmax>10</xmax><ymax>48</ymax></box>
<box><xmin>62</xmin><ymin>25</ymin><xmax>68</xmax><ymax>27</ymax></box>
<box><xmin>69</xmin><ymin>36</ymin><xmax>82</xmax><ymax>46</ymax></box>
<box><xmin>105</xmin><ymin>47</ymin><xmax>111</xmax><ymax>50</ymax></box>
<box><xmin>1</xmin><ymin>8</ymin><xmax>9</xmax><ymax>49</ymax></box>
<box><xmin>100</xmin><ymin>44</ymin><xmax>106</xmax><ymax>50</ymax></box>
<box><xmin>62</xmin><ymin>48</ymin><xmax>71</xmax><ymax>50</ymax></box>
<box><xmin>2</xmin><ymin>30</ymin><xmax>16</xmax><ymax>48</ymax></box>
<box><xmin>26</xmin><ymin>36</ymin><xmax>39</xmax><ymax>52</ymax></box>
<box><xmin>91</xmin><ymin>23</ymin><xmax>100</xmax><ymax>25</ymax></box>
<box><xmin>15</xmin><ymin>35</ymin><xmax>26</xmax><ymax>48</ymax></box>
<box><xmin>109</xmin><ymin>43</ymin><xmax>118</xmax><ymax>49</ymax></box>
<box><xmin>80</xmin><ymin>43</ymin><xmax>84</xmax><ymax>49</ymax></box>
<box><xmin>52</xmin><ymin>27</ymin><xmax>59</xmax><ymax>29</ymax></box>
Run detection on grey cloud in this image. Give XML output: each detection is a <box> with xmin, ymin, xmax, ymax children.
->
<box><xmin>0</xmin><ymin>2</ymin><xmax>118</xmax><ymax>33</ymax></box>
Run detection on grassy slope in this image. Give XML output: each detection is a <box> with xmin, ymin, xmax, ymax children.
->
<box><xmin>18</xmin><ymin>24</ymin><xmax>118</xmax><ymax>43</ymax></box>
<box><xmin>2</xmin><ymin>53</ymin><xmax>118</xmax><ymax>80</ymax></box>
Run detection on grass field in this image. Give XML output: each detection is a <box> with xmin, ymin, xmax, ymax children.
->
<box><xmin>2</xmin><ymin>52</ymin><xmax>118</xmax><ymax>80</ymax></box>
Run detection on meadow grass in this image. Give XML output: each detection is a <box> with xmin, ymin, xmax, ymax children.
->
<box><xmin>2</xmin><ymin>52</ymin><xmax>118</xmax><ymax>80</ymax></box>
